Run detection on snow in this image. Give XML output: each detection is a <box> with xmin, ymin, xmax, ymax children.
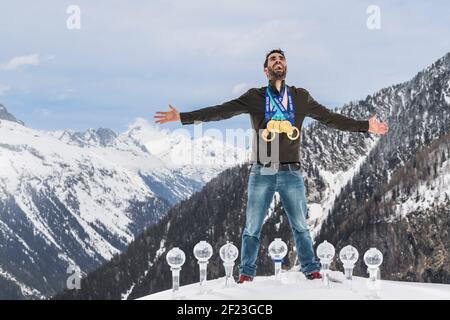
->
<box><xmin>123</xmin><ymin>118</ymin><xmax>250</xmax><ymax>172</ymax></box>
<box><xmin>0</xmin><ymin>220</ymin><xmax>36</xmax><ymax>264</ymax></box>
<box><xmin>445</xmin><ymin>94</ymin><xmax>450</xmax><ymax>105</ymax></box>
<box><xmin>0</xmin><ymin>117</ymin><xmax>248</xmax><ymax>252</ymax></box>
<box><xmin>155</xmin><ymin>239</ymin><xmax>166</xmax><ymax>259</ymax></box>
<box><xmin>263</xmin><ymin>192</ymin><xmax>281</xmax><ymax>224</ymax></box>
<box><xmin>308</xmin><ymin>137</ymin><xmax>379</xmax><ymax>239</ymax></box>
<box><xmin>0</xmin><ymin>120</ymin><xmax>147</xmax><ymax>259</ymax></box>
<box><xmin>0</xmin><ymin>266</ymin><xmax>45</xmax><ymax>299</ymax></box>
<box><xmin>139</xmin><ymin>270</ymin><xmax>450</xmax><ymax>300</ymax></box>
<box><xmin>14</xmin><ymin>191</ymin><xmax>63</xmax><ymax>250</ymax></box>
<box><xmin>121</xmin><ymin>283</ymin><xmax>137</xmax><ymax>300</ymax></box>
<box><xmin>45</xmin><ymin>117</ymin><xmax>250</xmax><ymax>198</ymax></box>
<box><xmin>444</xmin><ymin>79</ymin><xmax>450</xmax><ymax>105</ymax></box>
<box><xmin>0</xmin><ymin>116</ymin><xmax>249</xmax><ymax>297</ymax></box>
<box><xmin>387</xmin><ymin>157</ymin><xmax>450</xmax><ymax>221</ymax></box>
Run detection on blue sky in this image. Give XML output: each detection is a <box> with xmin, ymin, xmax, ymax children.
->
<box><xmin>0</xmin><ymin>0</ymin><xmax>449</xmax><ymax>134</ymax></box>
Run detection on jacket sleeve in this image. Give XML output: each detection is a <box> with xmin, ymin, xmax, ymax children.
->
<box><xmin>305</xmin><ymin>90</ymin><xmax>369</xmax><ymax>132</ymax></box>
<box><xmin>179</xmin><ymin>89</ymin><xmax>254</xmax><ymax>125</ymax></box>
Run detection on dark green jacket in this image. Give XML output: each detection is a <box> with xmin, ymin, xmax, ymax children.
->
<box><xmin>180</xmin><ymin>80</ymin><xmax>368</xmax><ymax>163</ymax></box>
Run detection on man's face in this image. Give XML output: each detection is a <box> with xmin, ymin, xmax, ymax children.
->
<box><xmin>264</xmin><ymin>53</ymin><xmax>287</xmax><ymax>81</ymax></box>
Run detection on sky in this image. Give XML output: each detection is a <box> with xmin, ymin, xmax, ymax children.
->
<box><xmin>0</xmin><ymin>0</ymin><xmax>449</xmax><ymax>134</ymax></box>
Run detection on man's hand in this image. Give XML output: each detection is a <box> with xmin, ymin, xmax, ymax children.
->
<box><xmin>154</xmin><ymin>104</ymin><xmax>180</xmax><ymax>124</ymax></box>
<box><xmin>368</xmin><ymin>115</ymin><xmax>389</xmax><ymax>135</ymax></box>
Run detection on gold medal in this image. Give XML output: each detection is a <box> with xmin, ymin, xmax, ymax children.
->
<box><xmin>261</xmin><ymin>120</ymin><xmax>300</xmax><ymax>142</ymax></box>
<box><xmin>261</xmin><ymin>128</ymin><xmax>276</xmax><ymax>142</ymax></box>
<box><xmin>262</xmin><ymin>84</ymin><xmax>299</xmax><ymax>142</ymax></box>
<box><xmin>286</xmin><ymin>126</ymin><xmax>299</xmax><ymax>140</ymax></box>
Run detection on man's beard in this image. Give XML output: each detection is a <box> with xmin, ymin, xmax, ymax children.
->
<box><xmin>268</xmin><ymin>65</ymin><xmax>287</xmax><ymax>80</ymax></box>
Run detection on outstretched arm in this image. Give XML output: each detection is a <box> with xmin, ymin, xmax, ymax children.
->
<box><xmin>306</xmin><ymin>90</ymin><xmax>388</xmax><ymax>135</ymax></box>
<box><xmin>154</xmin><ymin>89</ymin><xmax>254</xmax><ymax>125</ymax></box>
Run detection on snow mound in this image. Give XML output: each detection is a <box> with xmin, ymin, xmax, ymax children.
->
<box><xmin>139</xmin><ymin>271</ymin><xmax>450</xmax><ymax>300</ymax></box>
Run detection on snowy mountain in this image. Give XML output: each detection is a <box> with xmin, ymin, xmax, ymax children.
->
<box><xmin>315</xmin><ymin>53</ymin><xmax>450</xmax><ymax>283</ymax></box>
<box><xmin>140</xmin><ymin>271</ymin><xmax>450</xmax><ymax>300</ymax></box>
<box><xmin>302</xmin><ymin>54</ymin><xmax>450</xmax><ymax>242</ymax></box>
<box><xmin>53</xmin><ymin>52</ymin><xmax>450</xmax><ymax>300</ymax></box>
<box><xmin>48</xmin><ymin>118</ymin><xmax>251</xmax><ymax>203</ymax></box>
<box><xmin>48</xmin><ymin>127</ymin><xmax>118</xmax><ymax>147</ymax></box>
<box><xmin>0</xmin><ymin>113</ymin><xmax>248</xmax><ymax>299</ymax></box>
<box><xmin>0</xmin><ymin>104</ymin><xmax>23</xmax><ymax>125</ymax></box>
<box><xmin>317</xmin><ymin>131</ymin><xmax>450</xmax><ymax>283</ymax></box>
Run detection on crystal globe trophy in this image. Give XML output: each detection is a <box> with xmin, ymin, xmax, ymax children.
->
<box><xmin>219</xmin><ymin>241</ymin><xmax>239</xmax><ymax>287</ymax></box>
<box><xmin>363</xmin><ymin>248</ymin><xmax>383</xmax><ymax>298</ymax></box>
<box><xmin>166</xmin><ymin>247</ymin><xmax>186</xmax><ymax>292</ymax></box>
<box><xmin>193</xmin><ymin>241</ymin><xmax>213</xmax><ymax>287</ymax></box>
<box><xmin>268</xmin><ymin>238</ymin><xmax>288</xmax><ymax>280</ymax></box>
<box><xmin>316</xmin><ymin>240</ymin><xmax>335</xmax><ymax>287</ymax></box>
<box><xmin>339</xmin><ymin>245</ymin><xmax>359</xmax><ymax>290</ymax></box>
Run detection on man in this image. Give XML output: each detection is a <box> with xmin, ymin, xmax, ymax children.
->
<box><xmin>154</xmin><ymin>49</ymin><xmax>388</xmax><ymax>282</ymax></box>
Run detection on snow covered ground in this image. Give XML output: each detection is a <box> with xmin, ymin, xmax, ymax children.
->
<box><xmin>139</xmin><ymin>271</ymin><xmax>450</xmax><ymax>300</ymax></box>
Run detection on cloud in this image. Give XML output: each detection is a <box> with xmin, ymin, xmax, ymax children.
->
<box><xmin>0</xmin><ymin>83</ymin><xmax>11</xmax><ymax>95</ymax></box>
<box><xmin>0</xmin><ymin>1</ymin><xmax>448</xmax><ymax>132</ymax></box>
<box><xmin>1</xmin><ymin>54</ymin><xmax>40</xmax><ymax>70</ymax></box>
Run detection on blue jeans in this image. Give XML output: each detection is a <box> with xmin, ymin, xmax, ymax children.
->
<box><xmin>239</xmin><ymin>163</ymin><xmax>321</xmax><ymax>277</ymax></box>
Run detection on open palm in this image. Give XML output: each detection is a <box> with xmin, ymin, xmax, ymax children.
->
<box><xmin>154</xmin><ymin>105</ymin><xmax>180</xmax><ymax>124</ymax></box>
<box><xmin>368</xmin><ymin>115</ymin><xmax>389</xmax><ymax>135</ymax></box>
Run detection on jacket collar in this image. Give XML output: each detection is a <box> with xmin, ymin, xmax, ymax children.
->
<box><xmin>268</xmin><ymin>79</ymin><xmax>286</xmax><ymax>95</ymax></box>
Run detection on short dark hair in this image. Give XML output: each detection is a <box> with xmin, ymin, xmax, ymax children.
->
<box><xmin>264</xmin><ymin>49</ymin><xmax>285</xmax><ymax>68</ymax></box>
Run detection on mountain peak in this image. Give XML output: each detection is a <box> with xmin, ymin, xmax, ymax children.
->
<box><xmin>0</xmin><ymin>104</ymin><xmax>24</xmax><ymax>125</ymax></box>
<box><xmin>426</xmin><ymin>51</ymin><xmax>450</xmax><ymax>74</ymax></box>
<box><xmin>56</xmin><ymin>127</ymin><xmax>118</xmax><ymax>147</ymax></box>
<box><xmin>126</xmin><ymin>117</ymin><xmax>170</xmax><ymax>138</ymax></box>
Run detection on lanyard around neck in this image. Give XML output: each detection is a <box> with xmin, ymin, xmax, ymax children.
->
<box><xmin>265</xmin><ymin>85</ymin><xmax>295</xmax><ymax>125</ymax></box>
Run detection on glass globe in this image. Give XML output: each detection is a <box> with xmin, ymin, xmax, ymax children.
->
<box><xmin>339</xmin><ymin>245</ymin><xmax>359</xmax><ymax>266</ymax></box>
<box><xmin>166</xmin><ymin>247</ymin><xmax>186</xmax><ymax>268</ymax></box>
<box><xmin>193</xmin><ymin>241</ymin><xmax>213</xmax><ymax>262</ymax></box>
<box><xmin>219</xmin><ymin>242</ymin><xmax>239</xmax><ymax>263</ymax></box>
<box><xmin>363</xmin><ymin>248</ymin><xmax>383</xmax><ymax>268</ymax></box>
<box><xmin>316</xmin><ymin>240</ymin><xmax>335</xmax><ymax>262</ymax></box>
<box><xmin>268</xmin><ymin>238</ymin><xmax>288</xmax><ymax>260</ymax></box>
